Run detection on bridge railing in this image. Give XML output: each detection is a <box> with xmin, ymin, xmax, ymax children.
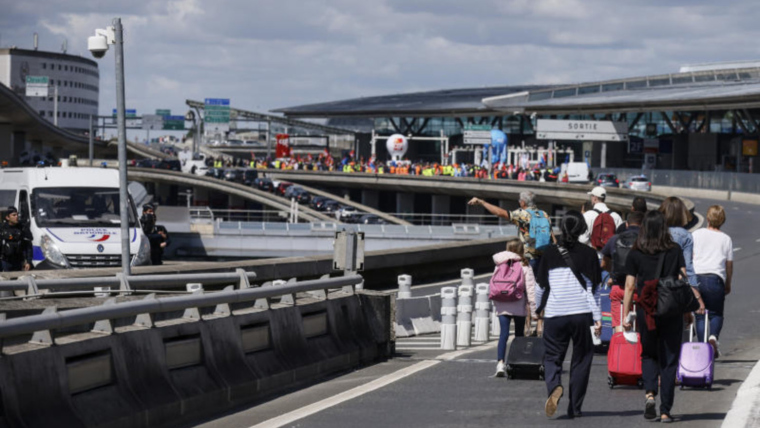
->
<box><xmin>595</xmin><ymin>167</ymin><xmax>760</xmax><ymax>193</ymax></box>
<box><xmin>0</xmin><ymin>273</ymin><xmax>363</xmax><ymax>348</ymax></box>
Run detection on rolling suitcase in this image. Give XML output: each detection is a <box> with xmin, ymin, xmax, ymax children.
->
<box><xmin>506</xmin><ymin>336</ymin><xmax>545</xmax><ymax>380</ymax></box>
<box><xmin>678</xmin><ymin>310</ymin><xmax>714</xmax><ymax>389</ymax></box>
<box><xmin>595</xmin><ymin>275</ymin><xmax>613</xmax><ymax>346</ymax></box>
<box><xmin>607</xmin><ymin>306</ymin><xmax>643</xmax><ymax>388</ymax></box>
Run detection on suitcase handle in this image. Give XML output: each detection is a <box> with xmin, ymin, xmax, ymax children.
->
<box><xmin>688</xmin><ymin>309</ymin><xmax>709</xmax><ymax>343</ymax></box>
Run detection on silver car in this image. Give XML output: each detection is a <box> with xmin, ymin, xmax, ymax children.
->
<box><xmin>626</xmin><ymin>175</ymin><xmax>651</xmax><ymax>191</ymax></box>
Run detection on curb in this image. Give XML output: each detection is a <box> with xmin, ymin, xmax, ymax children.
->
<box><xmin>721</xmin><ymin>357</ymin><xmax>760</xmax><ymax>427</ymax></box>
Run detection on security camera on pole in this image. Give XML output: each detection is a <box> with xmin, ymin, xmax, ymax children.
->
<box><xmin>87</xmin><ymin>19</ymin><xmax>131</xmax><ymax>275</ymax></box>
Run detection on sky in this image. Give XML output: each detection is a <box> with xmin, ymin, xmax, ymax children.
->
<box><xmin>3</xmin><ymin>0</ymin><xmax>760</xmax><ymax>120</ymax></box>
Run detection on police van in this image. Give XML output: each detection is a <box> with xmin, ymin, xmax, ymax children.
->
<box><xmin>0</xmin><ymin>167</ymin><xmax>151</xmax><ymax>269</ymax></box>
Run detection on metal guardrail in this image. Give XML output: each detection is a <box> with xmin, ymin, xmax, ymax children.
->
<box><xmin>596</xmin><ymin>167</ymin><xmax>760</xmax><ymax>193</ymax></box>
<box><xmin>0</xmin><ymin>270</ymin><xmax>258</xmax><ymax>297</ymax></box>
<box><xmin>0</xmin><ymin>274</ymin><xmax>363</xmax><ymax>346</ymax></box>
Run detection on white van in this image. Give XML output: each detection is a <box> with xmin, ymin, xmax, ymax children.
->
<box><xmin>0</xmin><ymin>167</ymin><xmax>151</xmax><ymax>269</ymax></box>
<box><xmin>178</xmin><ymin>150</ymin><xmax>209</xmax><ymax>176</ymax></box>
<box><xmin>564</xmin><ymin>162</ymin><xmax>590</xmax><ymax>183</ymax></box>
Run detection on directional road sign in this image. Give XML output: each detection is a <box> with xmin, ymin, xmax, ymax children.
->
<box><xmin>204</xmin><ymin>98</ymin><xmax>230</xmax><ymax>133</ymax></box>
<box><xmin>25</xmin><ymin>76</ymin><xmax>49</xmax><ymax>97</ymax></box>
<box><xmin>463</xmin><ymin>124</ymin><xmax>492</xmax><ymax>145</ymax></box>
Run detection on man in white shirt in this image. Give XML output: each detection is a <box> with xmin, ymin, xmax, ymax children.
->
<box><xmin>580</xmin><ymin>187</ymin><xmax>623</xmax><ymax>247</ymax></box>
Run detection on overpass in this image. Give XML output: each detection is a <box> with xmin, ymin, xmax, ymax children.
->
<box><xmin>126</xmin><ymin>168</ymin><xmax>335</xmax><ymax>223</ymax></box>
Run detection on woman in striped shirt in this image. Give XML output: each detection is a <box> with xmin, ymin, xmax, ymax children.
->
<box><xmin>535</xmin><ymin>211</ymin><xmax>602</xmax><ymax>419</ymax></box>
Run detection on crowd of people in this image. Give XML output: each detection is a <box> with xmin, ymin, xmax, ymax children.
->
<box><xmin>471</xmin><ymin>187</ymin><xmax>734</xmax><ymax>422</ymax></box>
<box><xmin>205</xmin><ymin>152</ymin><xmax>575</xmax><ymax>182</ymax></box>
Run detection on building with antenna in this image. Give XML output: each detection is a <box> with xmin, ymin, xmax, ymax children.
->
<box><xmin>0</xmin><ymin>43</ymin><xmax>99</xmax><ymax>133</ymax></box>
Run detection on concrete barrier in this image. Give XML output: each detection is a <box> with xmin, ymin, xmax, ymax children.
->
<box><xmin>394</xmin><ymin>294</ymin><xmax>442</xmax><ymax>338</ymax></box>
<box><xmin>0</xmin><ymin>291</ymin><xmax>392</xmax><ymax>428</ymax></box>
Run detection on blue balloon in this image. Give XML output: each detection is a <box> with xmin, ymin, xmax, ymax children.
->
<box><xmin>491</xmin><ymin>129</ymin><xmax>507</xmax><ymax>146</ymax></box>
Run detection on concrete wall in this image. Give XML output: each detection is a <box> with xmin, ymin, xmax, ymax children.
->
<box><xmin>0</xmin><ymin>291</ymin><xmax>392</xmax><ymax>428</ymax></box>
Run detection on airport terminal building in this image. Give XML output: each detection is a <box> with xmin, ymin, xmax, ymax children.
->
<box><xmin>0</xmin><ymin>48</ymin><xmax>99</xmax><ymax>133</ymax></box>
<box><xmin>275</xmin><ymin>61</ymin><xmax>760</xmax><ymax>173</ymax></box>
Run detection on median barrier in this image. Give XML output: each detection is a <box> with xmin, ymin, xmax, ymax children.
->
<box><xmin>0</xmin><ymin>276</ymin><xmax>392</xmax><ymax>428</ymax></box>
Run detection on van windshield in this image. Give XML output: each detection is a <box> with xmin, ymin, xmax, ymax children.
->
<box><xmin>31</xmin><ymin>187</ymin><xmax>137</xmax><ymax>228</ymax></box>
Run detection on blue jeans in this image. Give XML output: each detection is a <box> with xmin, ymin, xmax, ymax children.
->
<box><xmin>529</xmin><ymin>256</ymin><xmax>541</xmax><ymax>274</ymax></box>
<box><xmin>695</xmin><ymin>274</ymin><xmax>725</xmax><ymax>340</ymax></box>
<box><xmin>497</xmin><ymin>314</ymin><xmax>525</xmax><ymax>361</ymax></box>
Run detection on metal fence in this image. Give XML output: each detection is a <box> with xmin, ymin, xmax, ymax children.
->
<box><xmin>596</xmin><ymin>168</ymin><xmax>760</xmax><ymax>193</ymax></box>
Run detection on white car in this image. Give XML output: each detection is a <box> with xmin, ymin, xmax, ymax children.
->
<box><xmin>626</xmin><ymin>175</ymin><xmax>652</xmax><ymax>191</ymax></box>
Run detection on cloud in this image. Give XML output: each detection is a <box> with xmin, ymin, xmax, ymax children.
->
<box><xmin>2</xmin><ymin>0</ymin><xmax>760</xmax><ymax>119</ymax></box>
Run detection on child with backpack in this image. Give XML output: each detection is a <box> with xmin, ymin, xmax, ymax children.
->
<box><xmin>490</xmin><ymin>239</ymin><xmax>537</xmax><ymax>377</ymax></box>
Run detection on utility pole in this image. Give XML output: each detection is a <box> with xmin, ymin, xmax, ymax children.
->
<box><xmin>113</xmin><ymin>18</ymin><xmax>131</xmax><ymax>275</ymax></box>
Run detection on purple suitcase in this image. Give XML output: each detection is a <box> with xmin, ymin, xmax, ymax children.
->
<box><xmin>677</xmin><ymin>310</ymin><xmax>714</xmax><ymax>389</ymax></box>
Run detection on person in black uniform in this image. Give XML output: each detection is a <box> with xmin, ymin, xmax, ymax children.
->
<box><xmin>0</xmin><ymin>206</ymin><xmax>33</xmax><ymax>272</ymax></box>
<box><xmin>140</xmin><ymin>204</ymin><xmax>169</xmax><ymax>265</ymax></box>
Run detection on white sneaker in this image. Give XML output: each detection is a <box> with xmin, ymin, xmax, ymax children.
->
<box><xmin>495</xmin><ymin>361</ymin><xmax>506</xmax><ymax>377</ymax></box>
<box><xmin>709</xmin><ymin>335</ymin><xmax>721</xmax><ymax>359</ymax></box>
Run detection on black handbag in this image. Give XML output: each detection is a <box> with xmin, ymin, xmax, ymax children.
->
<box><xmin>654</xmin><ymin>252</ymin><xmax>700</xmax><ymax>317</ymax></box>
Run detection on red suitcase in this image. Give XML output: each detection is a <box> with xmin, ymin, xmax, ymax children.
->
<box><xmin>607</xmin><ymin>307</ymin><xmax>643</xmax><ymax>388</ymax></box>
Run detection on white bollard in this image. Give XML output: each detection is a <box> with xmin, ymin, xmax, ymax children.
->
<box><xmin>473</xmin><ymin>283</ymin><xmax>491</xmax><ymax>342</ymax></box>
<box><xmin>491</xmin><ymin>302</ymin><xmax>501</xmax><ymax>337</ymax></box>
<box><xmin>440</xmin><ymin>287</ymin><xmax>458</xmax><ymax>350</ymax></box>
<box><xmin>460</xmin><ymin>268</ymin><xmax>474</xmax><ymax>288</ymax></box>
<box><xmin>397</xmin><ymin>274</ymin><xmax>412</xmax><ymax>299</ymax></box>
<box><xmin>456</xmin><ymin>284</ymin><xmax>474</xmax><ymax>347</ymax></box>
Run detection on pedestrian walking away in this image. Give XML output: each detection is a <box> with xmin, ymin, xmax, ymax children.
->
<box><xmin>534</xmin><ymin>211</ymin><xmax>601</xmax><ymax>419</ymax></box>
<box><xmin>601</xmin><ymin>211</ymin><xmax>644</xmax><ymax>332</ymax></box>
<box><xmin>0</xmin><ymin>206</ymin><xmax>33</xmax><ymax>272</ymax></box>
<box><xmin>622</xmin><ymin>210</ymin><xmax>705</xmax><ymax>423</ymax></box>
<box><xmin>692</xmin><ymin>205</ymin><xmax>733</xmax><ymax>359</ymax></box>
<box><xmin>468</xmin><ymin>191</ymin><xmax>556</xmax><ymax>272</ymax></box>
<box><xmin>580</xmin><ymin>186</ymin><xmax>623</xmax><ymax>250</ymax></box>
<box><xmin>490</xmin><ymin>239</ymin><xmax>537</xmax><ymax>377</ymax></box>
<box><xmin>659</xmin><ymin>196</ymin><xmax>697</xmax><ymax>286</ymax></box>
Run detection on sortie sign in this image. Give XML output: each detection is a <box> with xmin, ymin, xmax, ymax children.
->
<box><xmin>536</xmin><ymin>119</ymin><xmax>628</xmax><ymax>142</ymax></box>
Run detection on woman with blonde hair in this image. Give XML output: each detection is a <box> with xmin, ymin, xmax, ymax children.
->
<box><xmin>492</xmin><ymin>239</ymin><xmax>537</xmax><ymax>377</ymax></box>
<box><xmin>659</xmin><ymin>197</ymin><xmax>697</xmax><ymax>286</ymax></box>
<box><xmin>692</xmin><ymin>205</ymin><xmax>733</xmax><ymax>358</ymax></box>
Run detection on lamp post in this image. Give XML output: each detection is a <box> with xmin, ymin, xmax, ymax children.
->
<box><xmin>88</xmin><ymin>18</ymin><xmax>131</xmax><ymax>275</ymax></box>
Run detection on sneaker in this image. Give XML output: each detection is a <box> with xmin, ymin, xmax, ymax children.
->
<box><xmin>644</xmin><ymin>395</ymin><xmax>656</xmax><ymax>420</ymax></box>
<box><xmin>708</xmin><ymin>335</ymin><xmax>721</xmax><ymax>359</ymax></box>
<box><xmin>495</xmin><ymin>361</ymin><xmax>506</xmax><ymax>378</ymax></box>
<box><xmin>545</xmin><ymin>386</ymin><xmax>563</xmax><ymax>418</ymax></box>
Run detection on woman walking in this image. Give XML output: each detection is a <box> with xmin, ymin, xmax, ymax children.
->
<box><xmin>535</xmin><ymin>211</ymin><xmax>601</xmax><ymax>419</ymax></box>
<box><xmin>493</xmin><ymin>239</ymin><xmax>537</xmax><ymax>377</ymax></box>
<box><xmin>692</xmin><ymin>205</ymin><xmax>733</xmax><ymax>358</ymax></box>
<box><xmin>659</xmin><ymin>197</ymin><xmax>697</xmax><ymax>286</ymax></box>
<box><xmin>623</xmin><ymin>210</ymin><xmax>705</xmax><ymax>422</ymax></box>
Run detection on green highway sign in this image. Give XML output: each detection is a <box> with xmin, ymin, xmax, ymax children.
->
<box><xmin>464</xmin><ymin>124</ymin><xmax>492</xmax><ymax>131</ymax></box>
<box><xmin>25</xmin><ymin>76</ymin><xmax>49</xmax><ymax>97</ymax></box>
<box><xmin>163</xmin><ymin>115</ymin><xmax>185</xmax><ymax>130</ymax></box>
<box><xmin>26</xmin><ymin>76</ymin><xmax>49</xmax><ymax>84</ymax></box>
<box><xmin>204</xmin><ymin>98</ymin><xmax>230</xmax><ymax>123</ymax></box>
<box><xmin>156</xmin><ymin>109</ymin><xmax>171</xmax><ymax>117</ymax></box>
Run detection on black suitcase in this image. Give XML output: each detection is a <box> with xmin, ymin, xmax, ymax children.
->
<box><xmin>506</xmin><ymin>337</ymin><xmax>545</xmax><ymax>380</ymax></box>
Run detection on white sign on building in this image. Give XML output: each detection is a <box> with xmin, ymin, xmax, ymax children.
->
<box><xmin>536</xmin><ymin>119</ymin><xmax>628</xmax><ymax>142</ymax></box>
<box><xmin>25</xmin><ymin>76</ymin><xmax>49</xmax><ymax>97</ymax></box>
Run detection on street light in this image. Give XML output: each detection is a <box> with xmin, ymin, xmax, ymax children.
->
<box><xmin>185</xmin><ymin>109</ymin><xmax>202</xmax><ymax>154</ymax></box>
<box><xmin>88</xmin><ymin>18</ymin><xmax>131</xmax><ymax>275</ymax></box>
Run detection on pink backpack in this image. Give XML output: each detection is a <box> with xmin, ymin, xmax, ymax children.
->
<box><xmin>489</xmin><ymin>260</ymin><xmax>525</xmax><ymax>302</ymax></box>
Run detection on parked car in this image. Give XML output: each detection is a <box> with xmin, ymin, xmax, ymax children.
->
<box><xmin>158</xmin><ymin>159</ymin><xmax>181</xmax><ymax>171</ymax></box>
<box><xmin>226</xmin><ymin>139</ymin><xmax>244</xmax><ymax>146</ymax></box>
<box><xmin>322</xmin><ymin>200</ymin><xmax>342</xmax><ymax>214</ymax></box>
<box><xmin>205</xmin><ymin>168</ymin><xmax>224</xmax><ymax>179</ymax></box>
<box><xmin>242</xmin><ymin>170</ymin><xmax>258</xmax><ymax>185</ymax></box>
<box><xmin>337</xmin><ymin>206</ymin><xmax>359</xmax><ymax>222</ymax></box>
<box><xmin>596</xmin><ymin>173</ymin><xmax>620</xmax><ymax>188</ymax></box>
<box><xmin>223</xmin><ymin>169</ymin><xmax>241</xmax><ymax>183</ymax></box>
<box><xmin>135</xmin><ymin>159</ymin><xmax>161</xmax><ymax>168</ymax></box>
<box><xmin>254</xmin><ymin>177</ymin><xmax>273</xmax><ymax>192</ymax></box>
<box><xmin>626</xmin><ymin>175</ymin><xmax>652</xmax><ymax>192</ymax></box>
<box><xmin>310</xmin><ymin>195</ymin><xmax>328</xmax><ymax>210</ymax></box>
<box><xmin>292</xmin><ymin>188</ymin><xmax>311</xmax><ymax>205</ymax></box>
<box><xmin>276</xmin><ymin>182</ymin><xmax>294</xmax><ymax>196</ymax></box>
<box><xmin>284</xmin><ymin>185</ymin><xmax>302</xmax><ymax>199</ymax></box>
<box><xmin>358</xmin><ymin>214</ymin><xmax>386</xmax><ymax>225</ymax></box>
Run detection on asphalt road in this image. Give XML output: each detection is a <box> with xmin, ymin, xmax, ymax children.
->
<box><xmin>194</xmin><ymin>197</ymin><xmax>759</xmax><ymax>428</ymax></box>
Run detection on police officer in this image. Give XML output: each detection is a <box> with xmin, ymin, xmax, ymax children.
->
<box><xmin>0</xmin><ymin>207</ymin><xmax>33</xmax><ymax>272</ymax></box>
<box><xmin>140</xmin><ymin>204</ymin><xmax>169</xmax><ymax>265</ymax></box>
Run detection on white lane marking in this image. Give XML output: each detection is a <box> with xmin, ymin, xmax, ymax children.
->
<box><xmin>249</xmin><ymin>341</ymin><xmax>498</xmax><ymax>428</ymax></box>
<box><xmin>756</xmin><ymin>238</ymin><xmax>760</xmax><ymax>242</ymax></box>
<box><xmin>248</xmin><ymin>360</ymin><xmax>440</xmax><ymax>428</ymax></box>
<box><xmin>734</xmin><ymin>248</ymin><xmax>742</xmax><ymax>252</ymax></box>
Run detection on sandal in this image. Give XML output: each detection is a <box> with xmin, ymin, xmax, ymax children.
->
<box><xmin>644</xmin><ymin>394</ymin><xmax>656</xmax><ymax>420</ymax></box>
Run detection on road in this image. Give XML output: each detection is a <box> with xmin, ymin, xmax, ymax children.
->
<box><xmin>192</xmin><ymin>197</ymin><xmax>759</xmax><ymax>428</ymax></box>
